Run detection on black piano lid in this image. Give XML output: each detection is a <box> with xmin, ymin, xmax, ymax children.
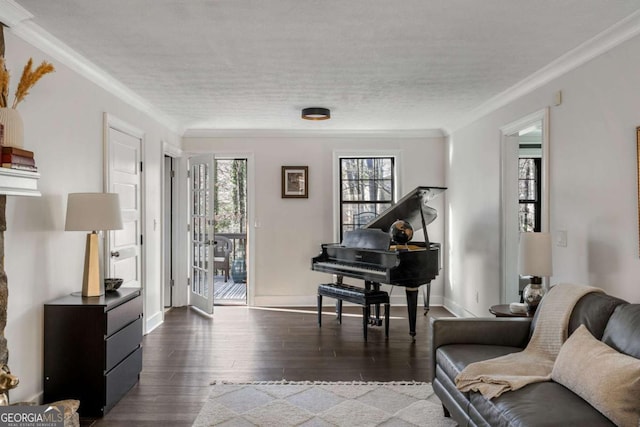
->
<box><xmin>364</xmin><ymin>186</ymin><xmax>446</xmax><ymax>237</ymax></box>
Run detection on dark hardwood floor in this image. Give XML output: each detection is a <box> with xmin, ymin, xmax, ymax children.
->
<box><xmin>90</xmin><ymin>303</ymin><xmax>454</xmax><ymax>426</ymax></box>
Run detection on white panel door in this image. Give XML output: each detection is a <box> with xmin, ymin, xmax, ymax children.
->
<box><xmin>105</xmin><ymin>124</ymin><xmax>142</xmax><ymax>289</ymax></box>
<box><xmin>189</xmin><ymin>155</ymin><xmax>215</xmax><ymax>314</ymax></box>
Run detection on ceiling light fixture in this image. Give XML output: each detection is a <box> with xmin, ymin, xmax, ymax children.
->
<box><xmin>301</xmin><ymin>107</ymin><xmax>330</xmax><ymax>120</ymax></box>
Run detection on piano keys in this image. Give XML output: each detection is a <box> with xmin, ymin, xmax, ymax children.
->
<box><xmin>312</xmin><ymin>186</ymin><xmax>446</xmax><ymax>339</ymax></box>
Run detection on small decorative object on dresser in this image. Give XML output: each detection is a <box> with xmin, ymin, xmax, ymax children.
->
<box><xmin>104</xmin><ymin>278</ymin><xmax>123</xmax><ymax>292</ymax></box>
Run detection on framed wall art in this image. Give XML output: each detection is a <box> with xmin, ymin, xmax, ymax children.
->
<box><xmin>282</xmin><ymin>166</ymin><xmax>308</xmax><ymax>198</ymax></box>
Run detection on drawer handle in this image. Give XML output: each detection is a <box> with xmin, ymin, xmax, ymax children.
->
<box><xmin>111</xmin><ymin>251</ymin><xmax>120</xmax><ymax>258</ymax></box>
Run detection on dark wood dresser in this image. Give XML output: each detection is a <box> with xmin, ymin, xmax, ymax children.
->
<box><xmin>43</xmin><ymin>287</ymin><xmax>143</xmax><ymax>417</ymax></box>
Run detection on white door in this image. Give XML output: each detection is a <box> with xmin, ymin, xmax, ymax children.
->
<box><xmin>105</xmin><ymin>118</ymin><xmax>143</xmax><ymax>291</ymax></box>
<box><xmin>189</xmin><ymin>155</ymin><xmax>215</xmax><ymax>314</ymax></box>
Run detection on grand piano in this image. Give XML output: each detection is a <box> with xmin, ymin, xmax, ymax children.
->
<box><xmin>312</xmin><ymin>186</ymin><xmax>446</xmax><ymax>338</ymax></box>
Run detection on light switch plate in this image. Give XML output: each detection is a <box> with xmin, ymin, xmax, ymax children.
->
<box><xmin>555</xmin><ymin>230</ymin><xmax>567</xmax><ymax>247</ymax></box>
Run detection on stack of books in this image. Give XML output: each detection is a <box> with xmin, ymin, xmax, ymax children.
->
<box><xmin>1</xmin><ymin>146</ymin><xmax>37</xmax><ymax>172</ymax></box>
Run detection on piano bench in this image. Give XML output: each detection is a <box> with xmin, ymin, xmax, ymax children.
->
<box><xmin>317</xmin><ymin>283</ymin><xmax>390</xmax><ymax>341</ymax></box>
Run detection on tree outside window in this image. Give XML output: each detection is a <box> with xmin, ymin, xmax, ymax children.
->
<box><xmin>339</xmin><ymin>157</ymin><xmax>394</xmax><ymax>240</ymax></box>
<box><xmin>213</xmin><ymin>159</ymin><xmax>247</xmax><ymax>259</ymax></box>
<box><xmin>518</xmin><ymin>158</ymin><xmax>541</xmax><ymax>232</ymax></box>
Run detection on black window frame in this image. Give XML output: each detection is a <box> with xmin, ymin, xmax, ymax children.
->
<box><xmin>339</xmin><ymin>156</ymin><xmax>395</xmax><ymax>241</ymax></box>
<box><xmin>518</xmin><ymin>157</ymin><xmax>541</xmax><ymax>232</ymax></box>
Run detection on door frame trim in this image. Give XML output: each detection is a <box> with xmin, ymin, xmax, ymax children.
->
<box><xmin>103</xmin><ymin>113</ymin><xmax>149</xmax><ymax>326</ymax></box>
<box><xmin>499</xmin><ymin>107</ymin><xmax>550</xmax><ymax>304</ymax></box>
<box><xmin>161</xmin><ymin>142</ymin><xmax>186</xmax><ymax>308</ymax></box>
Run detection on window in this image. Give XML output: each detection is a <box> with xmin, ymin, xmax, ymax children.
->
<box><xmin>339</xmin><ymin>157</ymin><xmax>395</xmax><ymax>239</ymax></box>
<box><xmin>518</xmin><ymin>157</ymin><xmax>541</xmax><ymax>232</ymax></box>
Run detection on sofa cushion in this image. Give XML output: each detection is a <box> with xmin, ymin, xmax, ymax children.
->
<box><xmin>530</xmin><ymin>291</ymin><xmax>627</xmax><ymax>340</ymax></box>
<box><xmin>568</xmin><ymin>293</ymin><xmax>628</xmax><ymax>338</ymax></box>
<box><xmin>470</xmin><ymin>381</ymin><xmax>614</xmax><ymax>427</ymax></box>
<box><xmin>601</xmin><ymin>303</ymin><xmax>640</xmax><ymax>359</ymax></box>
<box><xmin>552</xmin><ymin>325</ymin><xmax>640</xmax><ymax>427</ymax></box>
<box><xmin>436</xmin><ymin>344</ymin><xmax>522</xmax><ymax>383</ymax></box>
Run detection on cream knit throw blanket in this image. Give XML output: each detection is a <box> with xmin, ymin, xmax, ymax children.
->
<box><xmin>455</xmin><ymin>283</ymin><xmax>602</xmax><ymax>399</ymax></box>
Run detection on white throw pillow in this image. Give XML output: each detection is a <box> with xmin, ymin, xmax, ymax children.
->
<box><xmin>552</xmin><ymin>324</ymin><xmax>640</xmax><ymax>427</ymax></box>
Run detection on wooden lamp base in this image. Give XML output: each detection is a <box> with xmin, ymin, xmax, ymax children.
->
<box><xmin>82</xmin><ymin>232</ymin><xmax>103</xmax><ymax>297</ymax></box>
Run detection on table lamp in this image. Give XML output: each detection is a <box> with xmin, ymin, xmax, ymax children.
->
<box><xmin>65</xmin><ymin>193</ymin><xmax>123</xmax><ymax>297</ymax></box>
<box><xmin>518</xmin><ymin>232</ymin><xmax>552</xmax><ymax>313</ymax></box>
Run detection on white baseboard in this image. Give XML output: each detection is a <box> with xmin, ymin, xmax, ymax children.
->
<box><xmin>145</xmin><ymin>311</ymin><xmax>164</xmax><ymax>334</ymax></box>
<box><xmin>442</xmin><ymin>296</ymin><xmax>476</xmax><ymax>318</ymax></box>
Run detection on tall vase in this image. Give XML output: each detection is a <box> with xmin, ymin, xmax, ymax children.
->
<box><xmin>0</xmin><ymin>108</ymin><xmax>24</xmax><ymax>149</ymax></box>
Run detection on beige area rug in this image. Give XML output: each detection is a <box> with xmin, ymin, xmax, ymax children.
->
<box><xmin>193</xmin><ymin>381</ymin><xmax>457</xmax><ymax>427</ymax></box>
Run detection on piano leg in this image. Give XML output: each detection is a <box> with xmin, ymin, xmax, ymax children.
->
<box><xmin>365</xmin><ymin>281</ymin><xmax>383</xmax><ymax>326</ymax></box>
<box><xmin>384</xmin><ymin>302</ymin><xmax>390</xmax><ymax>338</ymax></box>
<box><xmin>423</xmin><ymin>282</ymin><xmax>432</xmax><ymax>315</ymax></box>
<box><xmin>405</xmin><ymin>287</ymin><xmax>419</xmax><ymax>339</ymax></box>
<box><xmin>362</xmin><ymin>305</ymin><xmax>369</xmax><ymax>341</ymax></box>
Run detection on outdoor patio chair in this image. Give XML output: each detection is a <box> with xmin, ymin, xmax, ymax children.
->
<box><xmin>213</xmin><ymin>236</ymin><xmax>233</xmax><ymax>282</ymax></box>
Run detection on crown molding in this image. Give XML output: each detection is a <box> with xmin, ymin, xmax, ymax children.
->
<box><xmin>0</xmin><ymin>0</ymin><xmax>32</xmax><ymax>27</ymax></box>
<box><xmin>443</xmin><ymin>9</ymin><xmax>640</xmax><ymax>135</ymax></box>
<box><xmin>182</xmin><ymin>128</ymin><xmax>445</xmax><ymax>139</ymax></box>
<box><xmin>0</xmin><ymin>2</ymin><xmax>183</xmax><ymax>134</ymax></box>
<box><xmin>163</xmin><ymin>141</ymin><xmax>183</xmax><ymax>157</ymax></box>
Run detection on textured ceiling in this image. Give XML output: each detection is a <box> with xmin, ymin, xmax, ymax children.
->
<box><xmin>13</xmin><ymin>0</ymin><xmax>640</xmax><ymax>133</ymax></box>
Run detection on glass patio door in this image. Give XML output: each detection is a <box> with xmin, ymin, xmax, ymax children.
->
<box><xmin>189</xmin><ymin>155</ymin><xmax>215</xmax><ymax>314</ymax></box>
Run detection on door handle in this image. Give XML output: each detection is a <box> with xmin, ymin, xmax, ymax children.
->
<box><xmin>111</xmin><ymin>250</ymin><xmax>120</xmax><ymax>258</ymax></box>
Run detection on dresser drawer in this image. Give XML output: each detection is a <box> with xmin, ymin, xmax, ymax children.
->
<box><xmin>107</xmin><ymin>294</ymin><xmax>142</xmax><ymax>336</ymax></box>
<box><xmin>105</xmin><ymin>346</ymin><xmax>142</xmax><ymax>412</ymax></box>
<box><xmin>105</xmin><ymin>317</ymin><xmax>142</xmax><ymax>372</ymax></box>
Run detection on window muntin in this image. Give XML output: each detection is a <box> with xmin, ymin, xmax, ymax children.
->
<box><xmin>339</xmin><ymin>157</ymin><xmax>394</xmax><ymax>239</ymax></box>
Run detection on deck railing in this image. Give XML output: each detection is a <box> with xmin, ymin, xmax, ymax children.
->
<box><xmin>217</xmin><ymin>232</ymin><xmax>247</xmax><ymax>262</ymax></box>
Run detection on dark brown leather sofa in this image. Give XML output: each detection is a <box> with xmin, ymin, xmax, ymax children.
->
<box><xmin>430</xmin><ymin>292</ymin><xmax>640</xmax><ymax>426</ymax></box>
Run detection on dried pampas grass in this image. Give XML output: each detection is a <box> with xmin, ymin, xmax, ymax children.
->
<box><xmin>11</xmin><ymin>58</ymin><xmax>55</xmax><ymax>108</ymax></box>
<box><xmin>0</xmin><ymin>56</ymin><xmax>55</xmax><ymax>109</ymax></box>
<box><xmin>0</xmin><ymin>58</ymin><xmax>10</xmax><ymax>109</ymax></box>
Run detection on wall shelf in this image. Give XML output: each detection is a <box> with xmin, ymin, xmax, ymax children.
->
<box><xmin>0</xmin><ymin>167</ymin><xmax>40</xmax><ymax>197</ymax></box>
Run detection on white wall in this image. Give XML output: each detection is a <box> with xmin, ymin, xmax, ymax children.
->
<box><xmin>183</xmin><ymin>135</ymin><xmax>447</xmax><ymax>307</ymax></box>
<box><xmin>2</xmin><ymin>32</ymin><xmax>180</xmax><ymax>402</ymax></box>
<box><xmin>446</xmin><ymin>32</ymin><xmax>640</xmax><ymax>316</ymax></box>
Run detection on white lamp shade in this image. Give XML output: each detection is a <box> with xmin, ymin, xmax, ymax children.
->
<box><xmin>65</xmin><ymin>193</ymin><xmax>124</xmax><ymax>231</ymax></box>
<box><xmin>518</xmin><ymin>232</ymin><xmax>553</xmax><ymax>277</ymax></box>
